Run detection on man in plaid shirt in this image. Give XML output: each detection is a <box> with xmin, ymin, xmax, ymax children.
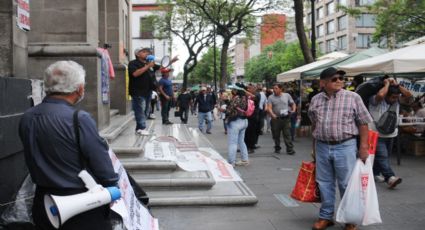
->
<box><xmin>308</xmin><ymin>67</ymin><xmax>372</xmax><ymax>230</ymax></box>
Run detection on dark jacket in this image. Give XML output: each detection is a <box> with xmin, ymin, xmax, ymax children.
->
<box><xmin>195</xmin><ymin>93</ymin><xmax>215</xmax><ymax>113</ymax></box>
<box><xmin>128</xmin><ymin>59</ymin><xmax>160</xmax><ymax>97</ymax></box>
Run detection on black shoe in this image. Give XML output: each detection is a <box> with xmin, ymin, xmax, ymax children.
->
<box><xmin>163</xmin><ymin>121</ymin><xmax>173</xmax><ymax>125</ymax></box>
<box><xmin>254</xmin><ymin>145</ymin><xmax>260</xmax><ymax>149</ymax></box>
<box><xmin>274</xmin><ymin>149</ymin><xmax>281</xmax><ymax>154</ymax></box>
<box><xmin>287</xmin><ymin>151</ymin><xmax>296</xmax><ymax>155</ymax></box>
<box><xmin>206</xmin><ymin>131</ymin><xmax>212</xmax><ymax>134</ymax></box>
<box><xmin>248</xmin><ymin>149</ymin><xmax>255</xmax><ymax>154</ymax></box>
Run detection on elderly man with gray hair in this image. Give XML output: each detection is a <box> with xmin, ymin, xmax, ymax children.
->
<box><xmin>19</xmin><ymin>60</ymin><xmax>118</xmax><ymax>230</ymax></box>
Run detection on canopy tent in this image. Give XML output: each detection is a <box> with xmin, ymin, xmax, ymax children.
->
<box><xmin>339</xmin><ymin>44</ymin><xmax>425</xmax><ymax>76</ymax></box>
<box><xmin>276</xmin><ymin>52</ymin><xmax>348</xmax><ymax>82</ymax></box>
<box><xmin>302</xmin><ymin>47</ymin><xmax>387</xmax><ymax>80</ymax></box>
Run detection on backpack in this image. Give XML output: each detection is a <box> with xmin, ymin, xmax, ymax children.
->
<box><xmin>375</xmin><ymin>103</ymin><xmax>398</xmax><ymax>134</ymax></box>
<box><xmin>237</xmin><ymin>97</ymin><xmax>255</xmax><ymax>117</ymax></box>
<box><xmin>355</xmin><ymin>76</ymin><xmax>389</xmax><ymax>109</ymax></box>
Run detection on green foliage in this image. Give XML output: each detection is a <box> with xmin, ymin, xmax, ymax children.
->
<box><xmin>244</xmin><ymin>41</ymin><xmax>305</xmax><ymax>83</ymax></box>
<box><xmin>340</xmin><ymin>0</ymin><xmax>425</xmax><ymax>47</ymax></box>
<box><xmin>189</xmin><ymin>47</ymin><xmax>234</xmax><ymax>84</ymax></box>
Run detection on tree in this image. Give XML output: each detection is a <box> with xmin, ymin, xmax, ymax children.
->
<box><xmin>244</xmin><ymin>41</ymin><xmax>305</xmax><ymax>84</ymax></box>
<box><xmin>341</xmin><ymin>0</ymin><xmax>425</xmax><ymax>48</ymax></box>
<box><xmin>293</xmin><ymin>0</ymin><xmax>314</xmax><ymax>63</ymax></box>
<box><xmin>186</xmin><ymin>0</ymin><xmax>286</xmax><ymax>88</ymax></box>
<box><xmin>189</xmin><ymin>47</ymin><xmax>234</xmax><ymax>84</ymax></box>
<box><xmin>154</xmin><ymin>1</ymin><xmax>214</xmax><ymax>89</ymax></box>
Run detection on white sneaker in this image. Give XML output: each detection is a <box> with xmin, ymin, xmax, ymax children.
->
<box><xmin>374</xmin><ymin>175</ymin><xmax>385</xmax><ymax>183</ymax></box>
<box><xmin>235</xmin><ymin>160</ymin><xmax>249</xmax><ymax>166</ymax></box>
<box><xmin>135</xmin><ymin>129</ymin><xmax>150</xmax><ymax>136</ymax></box>
<box><xmin>387</xmin><ymin>176</ymin><xmax>402</xmax><ymax>189</ymax></box>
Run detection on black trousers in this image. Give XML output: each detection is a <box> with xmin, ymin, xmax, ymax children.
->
<box><xmin>244</xmin><ymin>117</ymin><xmax>259</xmax><ymax>149</ymax></box>
<box><xmin>33</xmin><ymin>187</ymin><xmax>112</xmax><ymax>230</ymax></box>
<box><xmin>180</xmin><ymin>107</ymin><xmax>189</xmax><ymax>124</ymax></box>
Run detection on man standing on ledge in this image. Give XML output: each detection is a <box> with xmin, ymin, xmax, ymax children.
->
<box><xmin>128</xmin><ymin>47</ymin><xmax>159</xmax><ymax>135</ymax></box>
<box><xmin>308</xmin><ymin>67</ymin><xmax>372</xmax><ymax>230</ymax></box>
<box><xmin>19</xmin><ymin>61</ymin><xmax>119</xmax><ymax>230</ymax></box>
<box><xmin>158</xmin><ymin>68</ymin><xmax>174</xmax><ymax>125</ymax></box>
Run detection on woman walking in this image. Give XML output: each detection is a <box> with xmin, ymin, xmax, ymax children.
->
<box><xmin>226</xmin><ymin>85</ymin><xmax>249</xmax><ymax>166</ymax></box>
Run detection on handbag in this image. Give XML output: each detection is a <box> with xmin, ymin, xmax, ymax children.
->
<box><xmin>375</xmin><ymin>103</ymin><xmax>398</xmax><ymax>134</ymax></box>
<box><xmin>174</xmin><ymin>107</ymin><xmax>181</xmax><ymax>117</ymax></box>
<box><xmin>291</xmin><ymin>161</ymin><xmax>321</xmax><ymax>203</ymax></box>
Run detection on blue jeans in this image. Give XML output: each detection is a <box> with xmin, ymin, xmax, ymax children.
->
<box><xmin>227</xmin><ymin>118</ymin><xmax>248</xmax><ymax>164</ymax></box>
<box><xmin>198</xmin><ymin>111</ymin><xmax>212</xmax><ymax>132</ymax></box>
<box><xmin>315</xmin><ymin>139</ymin><xmax>357</xmax><ymax>220</ymax></box>
<box><xmin>132</xmin><ymin>96</ymin><xmax>148</xmax><ymax>130</ymax></box>
<box><xmin>373</xmin><ymin>137</ymin><xmax>395</xmax><ymax>181</ymax></box>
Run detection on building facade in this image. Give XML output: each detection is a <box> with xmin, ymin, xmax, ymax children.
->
<box><xmin>305</xmin><ymin>0</ymin><xmax>379</xmax><ymax>54</ymax></box>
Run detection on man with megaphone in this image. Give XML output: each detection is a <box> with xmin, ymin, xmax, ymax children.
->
<box><xmin>128</xmin><ymin>47</ymin><xmax>178</xmax><ymax>135</ymax></box>
<box><xmin>19</xmin><ymin>61</ymin><xmax>119</xmax><ymax>230</ymax></box>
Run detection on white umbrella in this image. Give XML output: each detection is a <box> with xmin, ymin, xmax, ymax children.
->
<box><xmin>340</xmin><ymin>44</ymin><xmax>425</xmax><ymax>76</ymax></box>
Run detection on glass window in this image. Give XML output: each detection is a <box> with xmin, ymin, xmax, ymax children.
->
<box><xmin>307</xmin><ymin>13</ymin><xmax>312</xmax><ymax>25</ymax></box>
<box><xmin>356</xmin><ymin>14</ymin><xmax>376</xmax><ymax>27</ymax></box>
<box><xmin>318</xmin><ymin>42</ymin><xmax>325</xmax><ymax>53</ymax></box>
<box><xmin>327</xmin><ymin>20</ymin><xmax>335</xmax><ymax>34</ymax></box>
<box><xmin>317</xmin><ymin>24</ymin><xmax>324</xmax><ymax>37</ymax></box>
<box><xmin>317</xmin><ymin>7</ymin><xmax>324</xmax><ymax>19</ymax></box>
<box><xmin>140</xmin><ymin>17</ymin><xmax>154</xmax><ymax>39</ymax></box>
<box><xmin>337</xmin><ymin>0</ymin><xmax>347</xmax><ymax>6</ymax></box>
<box><xmin>356</xmin><ymin>0</ymin><xmax>374</xmax><ymax>6</ymax></box>
<box><xmin>356</xmin><ymin>34</ymin><xmax>372</xmax><ymax>48</ymax></box>
<box><xmin>326</xmin><ymin>39</ymin><xmax>337</xmax><ymax>53</ymax></box>
<box><xmin>337</xmin><ymin>35</ymin><xmax>347</xmax><ymax>50</ymax></box>
<box><xmin>326</xmin><ymin>1</ymin><xmax>335</xmax><ymax>15</ymax></box>
<box><xmin>337</xmin><ymin>15</ymin><xmax>347</xmax><ymax>30</ymax></box>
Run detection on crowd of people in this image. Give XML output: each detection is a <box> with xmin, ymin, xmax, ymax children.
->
<box><xmin>18</xmin><ymin>46</ymin><xmax>424</xmax><ymax>229</ymax></box>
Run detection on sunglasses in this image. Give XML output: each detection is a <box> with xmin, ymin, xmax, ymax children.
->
<box><xmin>330</xmin><ymin>76</ymin><xmax>344</xmax><ymax>82</ymax></box>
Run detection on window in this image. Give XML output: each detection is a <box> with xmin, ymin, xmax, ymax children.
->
<box><xmin>318</xmin><ymin>42</ymin><xmax>325</xmax><ymax>53</ymax></box>
<box><xmin>356</xmin><ymin>33</ymin><xmax>372</xmax><ymax>48</ymax></box>
<box><xmin>140</xmin><ymin>17</ymin><xmax>154</xmax><ymax>38</ymax></box>
<box><xmin>317</xmin><ymin>24</ymin><xmax>324</xmax><ymax>37</ymax></box>
<box><xmin>355</xmin><ymin>0</ymin><xmax>374</xmax><ymax>6</ymax></box>
<box><xmin>337</xmin><ymin>15</ymin><xmax>347</xmax><ymax>30</ymax></box>
<box><xmin>306</xmin><ymin>13</ymin><xmax>312</xmax><ymax>25</ymax></box>
<box><xmin>326</xmin><ymin>1</ymin><xmax>335</xmax><ymax>15</ymax></box>
<box><xmin>326</xmin><ymin>39</ymin><xmax>336</xmax><ymax>53</ymax></box>
<box><xmin>317</xmin><ymin>7</ymin><xmax>324</xmax><ymax>20</ymax></box>
<box><xmin>356</xmin><ymin>14</ymin><xmax>376</xmax><ymax>27</ymax></box>
<box><xmin>327</xmin><ymin>20</ymin><xmax>335</xmax><ymax>34</ymax></box>
<box><xmin>337</xmin><ymin>35</ymin><xmax>347</xmax><ymax>50</ymax></box>
<box><xmin>337</xmin><ymin>0</ymin><xmax>347</xmax><ymax>6</ymax></box>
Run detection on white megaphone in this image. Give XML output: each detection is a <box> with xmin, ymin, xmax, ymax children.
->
<box><xmin>146</xmin><ymin>54</ymin><xmax>171</xmax><ymax>68</ymax></box>
<box><xmin>44</xmin><ymin>170</ymin><xmax>121</xmax><ymax>229</ymax></box>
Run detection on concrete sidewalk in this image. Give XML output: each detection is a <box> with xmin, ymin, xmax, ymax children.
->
<box><xmin>151</xmin><ymin>112</ymin><xmax>425</xmax><ymax>230</ymax></box>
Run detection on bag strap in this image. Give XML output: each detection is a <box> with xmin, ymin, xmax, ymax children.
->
<box><xmin>73</xmin><ymin>110</ymin><xmax>89</xmax><ymax>169</ymax></box>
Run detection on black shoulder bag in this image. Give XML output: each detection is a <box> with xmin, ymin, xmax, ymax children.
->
<box><xmin>375</xmin><ymin>103</ymin><xmax>398</xmax><ymax>135</ymax></box>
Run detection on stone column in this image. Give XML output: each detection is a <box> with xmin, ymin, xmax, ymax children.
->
<box><xmin>28</xmin><ymin>0</ymin><xmax>110</xmax><ymax>129</ymax></box>
<box><xmin>107</xmin><ymin>0</ymin><xmax>132</xmax><ymax>115</ymax></box>
<box><xmin>0</xmin><ymin>0</ymin><xmax>30</xmax><ymax>216</ymax></box>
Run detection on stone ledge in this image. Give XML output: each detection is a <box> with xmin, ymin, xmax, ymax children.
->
<box><xmin>100</xmin><ymin>112</ymin><xmax>134</xmax><ymax>141</ymax></box>
<box><xmin>131</xmin><ymin>170</ymin><xmax>215</xmax><ymax>188</ymax></box>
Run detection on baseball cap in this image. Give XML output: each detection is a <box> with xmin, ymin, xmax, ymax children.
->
<box><xmin>201</xmin><ymin>86</ymin><xmax>207</xmax><ymax>91</ymax></box>
<box><xmin>320</xmin><ymin>67</ymin><xmax>346</xmax><ymax>80</ymax></box>
<box><xmin>134</xmin><ymin>47</ymin><xmax>152</xmax><ymax>56</ymax></box>
<box><xmin>160</xmin><ymin>68</ymin><xmax>172</xmax><ymax>74</ymax></box>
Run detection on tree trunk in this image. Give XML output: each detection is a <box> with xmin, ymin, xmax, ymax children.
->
<box><xmin>294</xmin><ymin>0</ymin><xmax>314</xmax><ymax>64</ymax></box>
<box><xmin>219</xmin><ymin>38</ymin><xmax>230</xmax><ymax>89</ymax></box>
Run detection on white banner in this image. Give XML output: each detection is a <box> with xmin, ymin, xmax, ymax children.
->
<box><xmin>109</xmin><ymin>150</ymin><xmax>159</xmax><ymax>230</ymax></box>
<box><xmin>399</xmin><ymin>79</ymin><xmax>425</xmax><ymax>97</ymax></box>
<box><xmin>17</xmin><ymin>0</ymin><xmax>30</xmax><ymax>31</ymax></box>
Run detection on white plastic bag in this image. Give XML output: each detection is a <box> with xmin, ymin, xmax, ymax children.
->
<box><xmin>336</xmin><ymin>158</ymin><xmax>382</xmax><ymax>226</ymax></box>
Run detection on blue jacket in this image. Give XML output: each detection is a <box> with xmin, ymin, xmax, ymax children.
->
<box><xmin>195</xmin><ymin>93</ymin><xmax>215</xmax><ymax>113</ymax></box>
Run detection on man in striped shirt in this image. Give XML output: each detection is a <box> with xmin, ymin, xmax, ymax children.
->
<box><xmin>308</xmin><ymin>67</ymin><xmax>372</xmax><ymax>230</ymax></box>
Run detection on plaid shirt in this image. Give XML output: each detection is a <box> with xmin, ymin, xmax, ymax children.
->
<box><xmin>308</xmin><ymin>89</ymin><xmax>372</xmax><ymax>141</ymax></box>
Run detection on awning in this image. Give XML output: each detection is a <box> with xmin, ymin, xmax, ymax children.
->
<box><xmin>276</xmin><ymin>52</ymin><xmax>348</xmax><ymax>82</ymax></box>
<box><xmin>302</xmin><ymin>47</ymin><xmax>387</xmax><ymax>80</ymax></box>
<box><xmin>339</xmin><ymin>44</ymin><xmax>425</xmax><ymax>76</ymax></box>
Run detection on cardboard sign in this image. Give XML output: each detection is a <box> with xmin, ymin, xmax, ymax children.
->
<box><xmin>17</xmin><ymin>0</ymin><xmax>30</xmax><ymax>31</ymax></box>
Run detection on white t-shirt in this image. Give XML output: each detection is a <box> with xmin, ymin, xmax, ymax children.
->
<box><xmin>368</xmin><ymin>95</ymin><xmax>399</xmax><ymax>138</ymax></box>
<box><xmin>152</xmin><ymin>91</ymin><xmax>158</xmax><ymax>100</ymax></box>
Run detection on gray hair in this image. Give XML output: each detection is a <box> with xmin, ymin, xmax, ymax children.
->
<box><xmin>44</xmin><ymin>60</ymin><xmax>85</xmax><ymax>94</ymax></box>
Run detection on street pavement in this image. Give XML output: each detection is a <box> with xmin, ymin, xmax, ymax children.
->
<box><xmin>151</xmin><ymin>112</ymin><xmax>425</xmax><ymax>230</ymax></box>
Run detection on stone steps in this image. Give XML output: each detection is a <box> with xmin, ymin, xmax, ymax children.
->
<box><xmin>100</xmin><ymin>112</ymin><xmax>134</xmax><ymax>142</ymax></box>
<box><xmin>146</xmin><ymin>181</ymin><xmax>258</xmax><ymax>206</ymax></box>
<box><xmin>109</xmin><ymin>109</ymin><xmax>119</xmax><ymax>117</ymax></box>
<box><xmin>129</xmin><ymin>170</ymin><xmax>215</xmax><ymax>188</ymax></box>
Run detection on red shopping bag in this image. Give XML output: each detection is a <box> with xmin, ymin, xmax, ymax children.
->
<box><xmin>368</xmin><ymin>130</ymin><xmax>379</xmax><ymax>164</ymax></box>
<box><xmin>291</xmin><ymin>161</ymin><xmax>321</xmax><ymax>203</ymax></box>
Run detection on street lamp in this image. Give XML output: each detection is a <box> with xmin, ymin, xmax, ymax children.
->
<box><xmin>213</xmin><ymin>24</ymin><xmax>218</xmax><ymax>92</ymax></box>
<box><xmin>310</xmin><ymin>0</ymin><xmax>316</xmax><ymax>60</ymax></box>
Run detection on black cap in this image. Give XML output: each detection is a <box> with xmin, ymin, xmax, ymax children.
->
<box><xmin>320</xmin><ymin>67</ymin><xmax>346</xmax><ymax>80</ymax></box>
